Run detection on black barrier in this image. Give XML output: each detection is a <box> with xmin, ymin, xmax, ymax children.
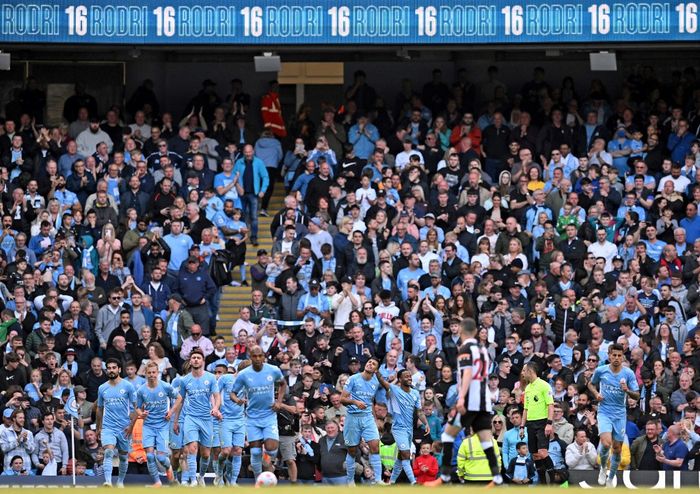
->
<box><xmin>569</xmin><ymin>470</ymin><xmax>700</xmax><ymax>488</ymax></box>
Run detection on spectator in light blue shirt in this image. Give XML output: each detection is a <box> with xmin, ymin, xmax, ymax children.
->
<box><xmin>163</xmin><ymin>219</ymin><xmax>193</xmax><ymax>274</ymax></box>
<box><xmin>424</xmin><ymin>273</ymin><xmax>450</xmax><ymax>301</ymax></box>
<box><xmin>554</xmin><ymin>330</ymin><xmax>577</xmax><ymax>367</ymax></box>
<box><xmin>680</xmin><ymin>202</ymin><xmax>700</xmax><ymax>243</ymax></box>
<box><xmin>617</xmin><ymin>191</ymin><xmax>646</xmax><ymax>221</ymax></box>
<box><xmin>396</xmin><ymin>254</ymin><xmax>426</xmax><ymax>300</ymax></box>
<box><xmin>608</xmin><ymin>127</ymin><xmax>633</xmax><ymax>175</ymax></box>
<box><xmin>348</xmin><ymin>115</ymin><xmax>379</xmax><ymax>160</ymax></box>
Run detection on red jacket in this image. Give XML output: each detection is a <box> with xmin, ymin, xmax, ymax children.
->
<box><xmin>413</xmin><ymin>454</ymin><xmax>439</xmax><ymax>484</ymax></box>
<box><xmin>261</xmin><ymin>91</ymin><xmax>287</xmax><ymax>138</ymax></box>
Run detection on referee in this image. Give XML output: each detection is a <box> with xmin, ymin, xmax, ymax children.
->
<box><xmin>520</xmin><ymin>362</ymin><xmax>555</xmax><ymax>484</ymax></box>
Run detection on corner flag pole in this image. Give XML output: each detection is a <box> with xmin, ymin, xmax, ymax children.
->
<box><xmin>71</xmin><ymin>415</ymin><xmax>76</xmax><ymax>486</ymax></box>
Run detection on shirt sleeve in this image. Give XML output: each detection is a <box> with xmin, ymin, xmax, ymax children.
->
<box><xmin>167</xmin><ymin>383</ymin><xmax>178</xmax><ymax>400</ymax></box>
<box><xmin>136</xmin><ymin>389</ymin><xmax>144</xmax><ymax>408</ymax></box>
<box><xmin>543</xmin><ymin>382</ymin><xmax>554</xmax><ymax>406</ymax></box>
<box><xmin>209</xmin><ymin>377</ymin><xmax>219</xmax><ymax>394</ymax></box>
<box><xmin>230</xmin><ymin>375</ymin><xmax>243</xmax><ymax>395</ymax></box>
<box><xmin>273</xmin><ymin>366</ymin><xmax>284</xmax><ymax>382</ymax></box>
<box><xmin>128</xmin><ymin>383</ymin><xmax>138</xmax><ymax>407</ymax></box>
<box><xmin>590</xmin><ymin>367</ymin><xmax>601</xmax><ymax>385</ymax></box>
<box><xmin>626</xmin><ymin>369</ymin><xmax>639</xmax><ymax>392</ymax></box>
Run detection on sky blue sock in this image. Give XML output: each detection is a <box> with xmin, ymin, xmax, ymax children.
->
<box><xmin>199</xmin><ymin>456</ymin><xmax>210</xmax><ymax>477</ymax></box>
<box><xmin>250</xmin><ymin>447</ymin><xmax>263</xmax><ymax>477</ymax></box>
<box><xmin>187</xmin><ymin>453</ymin><xmax>197</xmax><ymax>482</ymax></box>
<box><xmin>103</xmin><ymin>448</ymin><xmax>114</xmax><ymax>485</ymax></box>
<box><xmin>609</xmin><ymin>452</ymin><xmax>621</xmax><ymax>479</ymax></box>
<box><xmin>600</xmin><ymin>445</ymin><xmax>610</xmax><ymax>471</ymax></box>
<box><xmin>117</xmin><ymin>453</ymin><xmax>128</xmax><ymax>483</ymax></box>
<box><xmin>156</xmin><ymin>452</ymin><xmax>171</xmax><ymax>470</ymax></box>
<box><xmin>402</xmin><ymin>459</ymin><xmax>416</xmax><ymax>484</ymax></box>
<box><xmin>389</xmin><ymin>459</ymin><xmax>402</xmax><ymax>483</ymax></box>
<box><xmin>346</xmin><ymin>453</ymin><xmax>356</xmax><ymax>484</ymax></box>
<box><xmin>146</xmin><ymin>452</ymin><xmax>160</xmax><ymax>483</ymax></box>
<box><xmin>370</xmin><ymin>453</ymin><xmax>383</xmax><ymax>483</ymax></box>
<box><xmin>217</xmin><ymin>453</ymin><xmax>227</xmax><ymax>477</ymax></box>
<box><xmin>230</xmin><ymin>455</ymin><xmax>242</xmax><ymax>483</ymax></box>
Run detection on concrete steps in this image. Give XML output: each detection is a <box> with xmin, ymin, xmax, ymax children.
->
<box><xmin>214</xmin><ymin>184</ymin><xmax>285</xmax><ymax>342</ymax></box>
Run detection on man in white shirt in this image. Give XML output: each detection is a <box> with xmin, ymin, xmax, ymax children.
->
<box><xmin>565</xmin><ymin>429</ymin><xmax>597</xmax><ymax>470</ymax></box>
<box><xmin>304</xmin><ymin>217</ymin><xmax>334</xmax><ymax>259</ymax></box>
<box><xmin>76</xmin><ymin>117</ymin><xmax>113</xmax><ymax>156</ymax></box>
<box><xmin>587</xmin><ymin>227</ymin><xmax>617</xmax><ymax>272</ymax></box>
<box><xmin>657</xmin><ymin>162</ymin><xmax>691</xmax><ymax>193</ymax></box>
<box><xmin>395</xmin><ymin>138</ymin><xmax>424</xmax><ymax>171</ymax></box>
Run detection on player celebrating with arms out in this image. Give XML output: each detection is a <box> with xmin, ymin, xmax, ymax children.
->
<box><xmin>170</xmin><ymin>348</ymin><xmax>222</xmax><ymax>487</ymax></box>
<box><xmin>521</xmin><ymin>362</ymin><xmax>555</xmax><ymax>485</ymax></box>
<box><xmin>388</xmin><ymin>369</ymin><xmax>430</xmax><ymax>485</ymax></box>
<box><xmin>96</xmin><ymin>358</ymin><xmax>138</xmax><ymax>488</ymax></box>
<box><xmin>230</xmin><ymin>346</ymin><xmax>287</xmax><ymax>480</ymax></box>
<box><xmin>137</xmin><ymin>361</ymin><xmax>178</xmax><ymax>486</ymax></box>
<box><xmin>588</xmin><ymin>342</ymin><xmax>639</xmax><ymax>487</ymax></box>
<box><xmin>427</xmin><ymin>318</ymin><xmax>502</xmax><ymax>487</ymax></box>
<box><xmin>341</xmin><ymin>356</ymin><xmax>390</xmax><ymax>485</ymax></box>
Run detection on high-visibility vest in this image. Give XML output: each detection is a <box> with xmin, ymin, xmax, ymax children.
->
<box><xmin>128</xmin><ymin>419</ymin><xmax>147</xmax><ymax>464</ymax></box>
<box><xmin>261</xmin><ymin>92</ymin><xmax>286</xmax><ymax>138</ymax></box>
<box><xmin>456</xmin><ymin>434</ymin><xmax>501</xmax><ymax>482</ymax></box>
<box><xmin>379</xmin><ymin>442</ymin><xmax>398</xmax><ymax>469</ymax></box>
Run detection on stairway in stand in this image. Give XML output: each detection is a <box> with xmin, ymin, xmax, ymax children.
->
<box><xmin>215</xmin><ymin>184</ymin><xmax>285</xmax><ymax>345</ymax></box>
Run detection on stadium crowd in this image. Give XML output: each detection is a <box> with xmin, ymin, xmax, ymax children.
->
<box><xmin>0</xmin><ymin>64</ymin><xmax>697</xmax><ymax>484</ymax></box>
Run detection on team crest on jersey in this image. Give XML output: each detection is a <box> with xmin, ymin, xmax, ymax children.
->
<box><xmin>158</xmin><ymin>392</ymin><xmax>164</xmax><ymax>398</ymax></box>
<box><xmin>266</xmin><ymin>375</ymin><xmax>273</xmax><ymax>381</ymax></box>
<box><xmin>204</xmin><ymin>380</ymin><xmax>210</xmax><ymax>385</ymax></box>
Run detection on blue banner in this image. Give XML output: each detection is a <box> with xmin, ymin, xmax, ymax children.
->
<box><xmin>0</xmin><ymin>0</ymin><xmax>699</xmax><ymax>45</ymax></box>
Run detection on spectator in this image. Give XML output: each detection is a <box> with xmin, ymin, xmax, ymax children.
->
<box><xmin>34</xmin><ymin>412</ymin><xmax>69</xmax><ymax>475</ymax></box>
<box><xmin>0</xmin><ymin>409</ymin><xmax>36</xmax><ymax>472</ymax></box>
<box><xmin>318</xmin><ymin>420</ymin><xmax>346</xmax><ymax>485</ymax></box>
<box><xmin>412</xmin><ymin>442</ymin><xmax>438</xmax><ymax>484</ymax></box>
<box><xmin>657</xmin><ymin>424</ymin><xmax>689</xmax><ymax>470</ymax></box>
<box><xmin>565</xmin><ymin>429</ymin><xmax>597</xmax><ymax>470</ymax></box>
<box><xmin>504</xmin><ymin>442</ymin><xmax>536</xmax><ymax>484</ymax></box>
<box><xmin>631</xmin><ymin>420</ymin><xmax>664</xmax><ymax>470</ymax></box>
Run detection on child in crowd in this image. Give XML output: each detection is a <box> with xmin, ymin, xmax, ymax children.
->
<box><xmin>413</xmin><ymin>442</ymin><xmax>438</xmax><ymax>484</ymax></box>
<box><xmin>505</xmin><ymin>442</ymin><xmax>536</xmax><ymax>485</ymax></box>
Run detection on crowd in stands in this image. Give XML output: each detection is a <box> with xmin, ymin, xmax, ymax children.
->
<box><xmin>0</xmin><ymin>63</ymin><xmax>698</xmax><ymax>481</ymax></box>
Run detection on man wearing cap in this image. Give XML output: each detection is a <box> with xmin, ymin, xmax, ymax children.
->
<box><xmin>297</xmin><ymin>279</ymin><xmax>331</xmax><ymax>327</ymax></box>
<box><xmin>505</xmin><ymin>282</ymin><xmax>531</xmax><ymax>314</ymax></box>
<box><xmin>424</xmin><ymin>273</ymin><xmax>450</xmax><ymax>301</ymax></box>
<box><xmin>175</xmin><ymin>256</ymin><xmax>216</xmax><ymax>336</ymax></box>
<box><xmin>419</xmin><ymin>213</ymin><xmax>444</xmax><ymax>243</ymax></box>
